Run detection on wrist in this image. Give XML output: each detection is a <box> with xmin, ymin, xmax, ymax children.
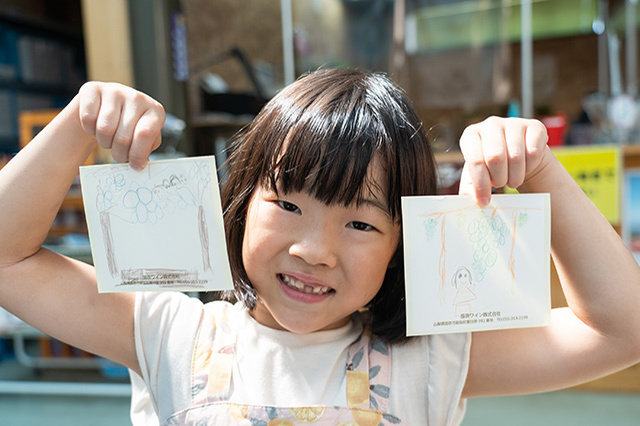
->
<box><xmin>518</xmin><ymin>147</ymin><xmax>561</xmax><ymax>194</ymax></box>
<box><xmin>44</xmin><ymin>95</ymin><xmax>98</xmax><ymax>163</ymax></box>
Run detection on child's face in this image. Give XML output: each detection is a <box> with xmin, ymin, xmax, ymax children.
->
<box><xmin>241</xmin><ymin>172</ymin><xmax>401</xmax><ymax>333</ymax></box>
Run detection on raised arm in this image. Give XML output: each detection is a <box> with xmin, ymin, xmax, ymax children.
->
<box><xmin>0</xmin><ymin>82</ymin><xmax>164</xmax><ymax>374</ymax></box>
<box><xmin>458</xmin><ymin>117</ymin><xmax>640</xmax><ymax>397</ymax></box>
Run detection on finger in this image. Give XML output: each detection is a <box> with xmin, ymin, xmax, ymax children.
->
<box><xmin>77</xmin><ymin>82</ymin><xmax>101</xmax><ymax>136</ymax></box>
<box><xmin>128</xmin><ymin>106</ymin><xmax>165</xmax><ymax>170</ymax></box>
<box><xmin>459</xmin><ymin>125</ymin><xmax>492</xmax><ymax>205</ymax></box>
<box><xmin>478</xmin><ymin>117</ymin><xmax>508</xmax><ymax>189</ymax></box>
<box><xmin>504</xmin><ymin>120</ymin><xmax>526</xmax><ymax>189</ymax></box>
<box><xmin>94</xmin><ymin>88</ymin><xmax>124</xmax><ymax>150</ymax></box>
<box><xmin>109</xmin><ymin>101</ymin><xmax>139</xmax><ymax>164</ymax></box>
<box><xmin>458</xmin><ymin>163</ymin><xmax>475</xmax><ymax>198</ymax></box>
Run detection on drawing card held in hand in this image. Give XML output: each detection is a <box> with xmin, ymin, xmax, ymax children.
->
<box><xmin>79</xmin><ymin>156</ymin><xmax>233</xmax><ymax>293</ymax></box>
<box><xmin>402</xmin><ymin>194</ymin><xmax>551</xmax><ymax>335</ymax></box>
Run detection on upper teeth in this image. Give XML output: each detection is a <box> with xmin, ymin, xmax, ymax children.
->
<box><xmin>282</xmin><ymin>274</ymin><xmax>331</xmax><ymax>295</ymax></box>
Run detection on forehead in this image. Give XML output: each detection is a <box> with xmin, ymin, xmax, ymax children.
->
<box><xmin>270</xmin><ymin>140</ymin><xmax>392</xmax><ymax>211</ymax></box>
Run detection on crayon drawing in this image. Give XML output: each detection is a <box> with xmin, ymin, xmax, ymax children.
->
<box><xmin>80</xmin><ymin>156</ymin><xmax>233</xmax><ymax>293</ymax></box>
<box><xmin>402</xmin><ymin>194</ymin><xmax>550</xmax><ymax>335</ymax></box>
<box><xmin>451</xmin><ymin>266</ymin><xmax>475</xmax><ymax>316</ymax></box>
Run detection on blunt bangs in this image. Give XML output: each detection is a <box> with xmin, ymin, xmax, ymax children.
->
<box><xmin>255</xmin><ymin>69</ymin><xmax>424</xmax><ymax>220</ymax></box>
<box><xmin>269</xmin><ymin>94</ymin><xmax>384</xmax><ymax>213</ymax></box>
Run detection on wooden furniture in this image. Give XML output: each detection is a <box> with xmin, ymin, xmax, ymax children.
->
<box><xmin>80</xmin><ymin>0</ymin><xmax>134</xmax><ymax>86</ymax></box>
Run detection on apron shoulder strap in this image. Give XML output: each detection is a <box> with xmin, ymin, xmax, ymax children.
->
<box><xmin>191</xmin><ymin>309</ymin><xmax>236</xmax><ymax>405</ymax></box>
<box><xmin>346</xmin><ymin>312</ymin><xmax>392</xmax><ymax>413</ymax></box>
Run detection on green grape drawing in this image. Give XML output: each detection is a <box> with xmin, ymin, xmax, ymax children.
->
<box><xmin>423</xmin><ymin>217</ymin><xmax>439</xmax><ymax>241</ymax></box>
<box><xmin>467</xmin><ymin>212</ymin><xmax>510</xmax><ymax>282</ymax></box>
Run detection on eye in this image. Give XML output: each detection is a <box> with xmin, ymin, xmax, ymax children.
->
<box><xmin>348</xmin><ymin>221</ymin><xmax>374</xmax><ymax>232</ymax></box>
<box><xmin>277</xmin><ymin>200</ymin><xmax>301</xmax><ymax>214</ymax></box>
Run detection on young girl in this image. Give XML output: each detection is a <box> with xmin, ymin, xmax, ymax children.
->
<box><xmin>1</xmin><ymin>68</ymin><xmax>639</xmax><ymax>425</ymax></box>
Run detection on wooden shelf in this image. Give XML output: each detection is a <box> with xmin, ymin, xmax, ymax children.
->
<box><xmin>434</xmin><ymin>150</ymin><xmax>464</xmax><ymax>164</ymax></box>
<box><xmin>190</xmin><ymin>112</ymin><xmax>255</xmax><ymax>128</ymax></box>
<box><xmin>61</xmin><ymin>194</ymin><xmax>83</xmax><ymax>210</ymax></box>
<box><xmin>623</xmin><ymin>144</ymin><xmax>640</xmax><ymax>168</ymax></box>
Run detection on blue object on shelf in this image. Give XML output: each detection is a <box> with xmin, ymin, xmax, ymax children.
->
<box><xmin>98</xmin><ymin>357</ymin><xmax>129</xmax><ymax>380</ymax></box>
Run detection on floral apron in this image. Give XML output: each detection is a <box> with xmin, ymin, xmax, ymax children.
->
<box><xmin>161</xmin><ymin>310</ymin><xmax>407</xmax><ymax>425</ymax></box>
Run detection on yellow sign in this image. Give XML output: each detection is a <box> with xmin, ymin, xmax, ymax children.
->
<box><xmin>552</xmin><ymin>146</ymin><xmax>621</xmax><ymax>223</ymax></box>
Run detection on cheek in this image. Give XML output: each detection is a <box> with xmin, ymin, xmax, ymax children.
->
<box><xmin>361</xmin><ymin>257</ymin><xmax>393</xmax><ymax>297</ymax></box>
<box><xmin>241</xmin><ymin>219</ymin><xmax>252</xmax><ymax>265</ymax></box>
<box><xmin>241</xmin><ymin>201</ymin><xmax>284</xmax><ymax>279</ymax></box>
<box><xmin>242</xmin><ymin>218</ymin><xmax>264</xmax><ymax>273</ymax></box>
<box><xmin>241</xmin><ymin>198</ymin><xmax>262</xmax><ymax>274</ymax></box>
<box><xmin>241</xmin><ymin>235</ymin><xmax>251</xmax><ymax>274</ymax></box>
<box><xmin>367</xmin><ymin>281</ymin><xmax>385</xmax><ymax>301</ymax></box>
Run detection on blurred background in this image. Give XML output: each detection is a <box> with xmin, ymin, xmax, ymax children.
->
<box><xmin>0</xmin><ymin>0</ymin><xmax>639</xmax><ymax>424</ymax></box>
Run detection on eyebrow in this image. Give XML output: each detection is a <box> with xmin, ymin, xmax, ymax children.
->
<box><xmin>358</xmin><ymin>197</ymin><xmax>394</xmax><ymax>222</ymax></box>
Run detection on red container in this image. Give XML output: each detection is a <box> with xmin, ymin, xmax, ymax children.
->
<box><xmin>541</xmin><ymin>115</ymin><xmax>567</xmax><ymax>146</ymax></box>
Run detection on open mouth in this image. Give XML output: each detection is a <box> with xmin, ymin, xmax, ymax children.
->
<box><xmin>279</xmin><ymin>274</ymin><xmax>334</xmax><ymax>295</ymax></box>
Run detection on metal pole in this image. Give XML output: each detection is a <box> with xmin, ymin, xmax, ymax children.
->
<box><xmin>281</xmin><ymin>0</ymin><xmax>295</xmax><ymax>85</ymax></box>
<box><xmin>521</xmin><ymin>0</ymin><xmax>533</xmax><ymax>118</ymax></box>
<box><xmin>626</xmin><ymin>0</ymin><xmax>638</xmax><ymax>96</ymax></box>
<box><xmin>390</xmin><ymin>0</ymin><xmax>407</xmax><ymax>86</ymax></box>
<box><xmin>597</xmin><ymin>0</ymin><xmax>609</xmax><ymax>95</ymax></box>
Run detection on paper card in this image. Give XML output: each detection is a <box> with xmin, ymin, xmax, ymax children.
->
<box><xmin>79</xmin><ymin>156</ymin><xmax>233</xmax><ymax>293</ymax></box>
<box><xmin>402</xmin><ymin>194</ymin><xmax>551</xmax><ymax>335</ymax></box>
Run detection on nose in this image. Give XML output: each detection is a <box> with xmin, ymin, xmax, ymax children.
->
<box><xmin>289</xmin><ymin>222</ymin><xmax>338</xmax><ymax>268</ymax></box>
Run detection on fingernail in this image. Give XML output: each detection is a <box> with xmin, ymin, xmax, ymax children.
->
<box><xmin>478</xmin><ymin>197</ymin><xmax>490</xmax><ymax>206</ymax></box>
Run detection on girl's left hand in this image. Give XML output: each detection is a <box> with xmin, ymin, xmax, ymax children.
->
<box><xmin>457</xmin><ymin>116</ymin><xmax>549</xmax><ymax>205</ymax></box>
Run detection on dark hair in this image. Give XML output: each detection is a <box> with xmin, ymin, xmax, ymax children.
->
<box><xmin>220</xmin><ymin>68</ymin><xmax>437</xmax><ymax>342</ymax></box>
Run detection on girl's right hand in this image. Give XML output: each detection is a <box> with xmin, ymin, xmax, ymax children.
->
<box><xmin>77</xmin><ymin>82</ymin><xmax>166</xmax><ymax>170</ymax></box>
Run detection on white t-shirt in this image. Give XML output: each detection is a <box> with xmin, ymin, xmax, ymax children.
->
<box><xmin>130</xmin><ymin>292</ymin><xmax>471</xmax><ymax>425</ymax></box>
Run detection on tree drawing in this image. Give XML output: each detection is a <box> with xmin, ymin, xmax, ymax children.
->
<box><xmin>420</xmin><ymin>205</ymin><xmax>534</xmax><ymax>306</ymax></box>
<box><xmin>90</xmin><ymin>160</ymin><xmax>213</xmax><ymax>281</ymax></box>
